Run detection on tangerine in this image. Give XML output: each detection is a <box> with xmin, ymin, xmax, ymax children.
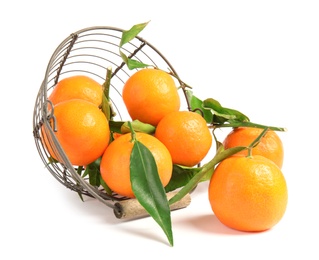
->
<box><xmin>223</xmin><ymin>127</ymin><xmax>284</xmax><ymax>168</ymax></box>
<box><xmin>42</xmin><ymin>99</ymin><xmax>110</xmax><ymax>166</ymax></box>
<box><xmin>48</xmin><ymin>75</ymin><xmax>103</xmax><ymax>107</ymax></box>
<box><xmin>100</xmin><ymin>132</ymin><xmax>173</xmax><ymax>198</ymax></box>
<box><xmin>208</xmin><ymin>155</ymin><xmax>288</xmax><ymax>232</ymax></box>
<box><xmin>122</xmin><ymin>68</ymin><xmax>180</xmax><ymax>126</ymax></box>
<box><xmin>155</xmin><ymin>110</ymin><xmax>212</xmax><ymax>167</ymax></box>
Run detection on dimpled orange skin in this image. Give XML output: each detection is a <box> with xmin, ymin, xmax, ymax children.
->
<box><xmin>223</xmin><ymin>127</ymin><xmax>284</xmax><ymax>169</ymax></box>
<box><xmin>122</xmin><ymin>68</ymin><xmax>180</xmax><ymax>126</ymax></box>
<box><xmin>100</xmin><ymin>132</ymin><xmax>173</xmax><ymax>198</ymax></box>
<box><xmin>209</xmin><ymin>155</ymin><xmax>288</xmax><ymax>232</ymax></box>
<box><xmin>48</xmin><ymin>75</ymin><xmax>103</xmax><ymax>107</ymax></box>
<box><xmin>155</xmin><ymin>111</ymin><xmax>213</xmax><ymax>167</ymax></box>
<box><xmin>42</xmin><ymin>99</ymin><xmax>110</xmax><ymax>166</ymax></box>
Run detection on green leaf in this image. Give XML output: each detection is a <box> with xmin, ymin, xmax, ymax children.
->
<box><xmin>185</xmin><ymin>90</ymin><xmax>213</xmax><ymax>123</ymax></box>
<box><xmin>83</xmin><ymin>159</ymin><xmax>101</xmax><ymax>187</ymax></box>
<box><xmin>119</xmin><ymin>49</ymin><xmax>129</xmax><ymax>64</ymax></box>
<box><xmin>89</xmin><ymin>166</ymin><xmax>100</xmax><ymax>187</ymax></box>
<box><xmin>109</xmin><ymin>120</ymin><xmax>156</xmax><ymax>134</ymax></box>
<box><xmin>101</xmin><ymin>93</ymin><xmax>111</xmax><ymax>121</ymax></box>
<box><xmin>119</xmin><ymin>50</ymin><xmax>150</xmax><ymax>70</ymax></box>
<box><xmin>121</xmin><ymin>120</ymin><xmax>156</xmax><ymax>134</ymax></box>
<box><xmin>225</xmin><ymin>107</ymin><xmax>250</xmax><ymax>122</ymax></box>
<box><xmin>101</xmin><ymin>67</ymin><xmax>114</xmax><ymax>121</ymax></box>
<box><xmin>202</xmin><ymin>97</ymin><xmax>250</xmax><ymax>123</ymax></box>
<box><xmin>214</xmin><ymin>120</ymin><xmax>287</xmax><ymax>132</ymax></box>
<box><xmin>120</xmin><ymin>21</ymin><xmax>150</xmax><ymax>47</ymax></box>
<box><xmin>165</xmin><ymin>164</ymin><xmax>201</xmax><ymax>193</ymax></box>
<box><xmin>99</xmin><ymin>174</ymin><xmax>112</xmax><ymax>195</ymax></box>
<box><xmin>119</xmin><ymin>21</ymin><xmax>151</xmax><ymax>70</ymax></box>
<box><xmin>130</xmin><ymin>140</ymin><xmax>173</xmax><ymax>246</ymax></box>
<box><xmin>169</xmin><ymin>145</ymin><xmax>247</xmax><ymax>205</ymax></box>
<box><xmin>83</xmin><ymin>158</ymin><xmax>112</xmax><ymax>194</ymax></box>
<box><xmin>109</xmin><ymin>121</ymin><xmax>125</xmax><ymax>133</ymax></box>
<box><xmin>128</xmin><ymin>57</ymin><xmax>150</xmax><ymax>70</ymax></box>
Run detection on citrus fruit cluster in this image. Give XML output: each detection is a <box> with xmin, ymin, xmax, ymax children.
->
<box><xmin>43</xmin><ymin>69</ymin><xmax>213</xmax><ymax>196</ymax></box>
<box><xmin>42</xmin><ymin>75</ymin><xmax>110</xmax><ymax>166</ymax></box>
<box><xmin>102</xmin><ymin>68</ymin><xmax>213</xmax><ymax>198</ymax></box>
<box><xmin>42</xmin><ymin>67</ymin><xmax>287</xmax><ymax>236</ymax></box>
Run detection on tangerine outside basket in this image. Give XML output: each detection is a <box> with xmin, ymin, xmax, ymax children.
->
<box><xmin>32</xmin><ymin>26</ymin><xmax>192</xmax><ymax>219</ymax></box>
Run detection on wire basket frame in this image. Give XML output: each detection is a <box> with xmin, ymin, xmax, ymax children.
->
<box><xmin>33</xmin><ymin>26</ymin><xmax>190</xmax><ymax>217</ymax></box>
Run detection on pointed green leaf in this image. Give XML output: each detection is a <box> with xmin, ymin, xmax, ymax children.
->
<box><xmin>99</xmin><ymin>174</ymin><xmax>112</xmax><ymax>195</ymax></box>
<box><xmin>120</xmin><ymin>50</ymin><xmax>129</xmax><ymax>64</ymax></box>
<box><xmin>127</xmin><ymin>58</ymin><xmax>150</xmax><ymax>70</ymax></box>
<box><xmin>211</xmin><ymin>114</ymin><xmax>229</xmax><ymax>124</ymax></box>
<box><xmin>130</xmin><ymin>140</ymin><xmax>173</xmax><ymax>246</ymax></box>
<box><xmin>120</xmin><ymin>49</ymin><xmax>150</xmax><ymax>70</ymax></box>
<box><xmin>165</xmin><ymin>164</ymin><xmax>201</xmax><ymax>193</ymax></box>
<box><xmin>226</xmin><ymin>108</ymin><xmax>250</xmax><ymax>122</ymax></box>
<box><xmin>89</xmin><ymin>166</ymin><xmax>100</xmax><ymax>187</ymax></box>
<box><xmin>202</xmin><ymin>98</ymin><xmax>250</xmax><ymax>123</ymax></box>
<box><xmin>120</xmin><ymin>21</ymin><xmax>150</xmax><ymax>47</ymax></box>
<box><xmin>81</xmin><ymin>158</ymin><xmax>111</xmax><ymax>194</ymax></box>
<box><xmin>77</xmin><ymin>192</ymin><xmax>84</xmax><ymax>202</ymax></box>
<box><xmin>83</xmin><ymin>159</ymin><xmax>101</xmax><ymax>187</ymax></box>
<box><xmin>121</xmin><ymin>120</ymin><xmax>156</xmax><ymax>134</ymax></box>
<box><xmin>185</xmin><ymin>90</ymin><xmax>213</xmax><ymax>123</ymax></box>
<box><xmin>109</xmin><ymin>121</ymin><xmax>125</xmax><ymax>133</ymax></box>
<box><xmin>101</xmin><ymin>93</ymin><xmax>111</xmax><ymax>120</ymax></box>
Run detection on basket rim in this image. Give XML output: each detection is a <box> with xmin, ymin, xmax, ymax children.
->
<box><xmin>42</xmin><ymin>26</ymin><xmax>179</xmax><ymax>97</ymax></box>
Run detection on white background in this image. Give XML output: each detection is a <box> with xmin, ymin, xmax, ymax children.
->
<box><xmin>2</xmin><ymin>0</ymin><xmax>318</xmax><ymax>259</ymax></box>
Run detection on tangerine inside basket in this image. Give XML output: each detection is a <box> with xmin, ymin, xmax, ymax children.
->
<box><xmin>32</xmin><ymin>26</ymin><xmax>192</xmax><ymax>219</ymax></box>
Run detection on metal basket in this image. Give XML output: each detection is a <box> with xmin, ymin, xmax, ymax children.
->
<box><xmin>32</xmin><ymin>26</ymin><xmax>191</xmax><ymax>219</ymax></box>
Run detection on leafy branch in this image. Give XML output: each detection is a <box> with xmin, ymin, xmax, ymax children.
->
<box><xmin>186</xmin><ymin>91</ymin><xmax>287</xmax><ymax>132</ymax></box>
<box><xmin>119</xmin><ymin>21</ymin><xmax>151</xmax><ymax>69</ymax></box>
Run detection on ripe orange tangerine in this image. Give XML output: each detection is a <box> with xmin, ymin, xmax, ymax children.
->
<box><xmin>122</xmin><ymin>68</ymin><xmax>180</xmax><ymax>126</ymax></box>
<box><xmin>223</xmin><ymin>127</ymin><xmax>284</xmax><ymax>168</ymax></box>
<box><xmin>42</xmin><ymin>99</ymin><xmax>110</xmax><ymax>166</ymax></box>
<box><xmin>48</xmin><ymin>75</ymin><xmax>103</xmax><ymax>107</ymax></box>
<box><xmin>209</xmin><ymin>155</ymin><xmax>288</xmax><ymax>232</ymax></box>
<box><xmin>155</xmin><ymin>110</ymin><xmax>212</xmax><ymax>167</ymax></box>
<box><xmin>100</xmin><ymin>132</ymin><xmax>173</xmax><ymax>198</ymax></box>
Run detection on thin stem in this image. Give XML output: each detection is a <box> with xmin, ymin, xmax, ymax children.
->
<box><xmin>210</xmin><ymin>121</ymin><xmax>287</xmax><ymax>132</ymax></box>
<box><xmin>247</xmin><ymin>127</ymin><xmax>269</xmax><ymax>157</ymax></box>
<box><xmin>128</xmin><ymin>121</ymin><xmax>136</xmax><ymax>142</ymax></box>
<box><xmin>77</xmin><ymin>165</ymin><xmax>84</xmax><ymax>176</ymax></box>
<box><xmin>160</xmin><ymin>69</ymin><xmax>193</xmax><ymax>112</ymax></box>
<box><xmin>103</xmin><ymin>66</ymin><xmax>112</xmax><ymax>99</ymax></box>
<box><xmin>101</xmin><ymin>66</ymin><xmax>115</xmax><ymax>121</ymax></box>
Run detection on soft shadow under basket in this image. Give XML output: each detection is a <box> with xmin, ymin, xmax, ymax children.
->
<box><xmin>33</xmin><ymin>26</ymin><xmax>192</xmax><ymax>219</ymax></box>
